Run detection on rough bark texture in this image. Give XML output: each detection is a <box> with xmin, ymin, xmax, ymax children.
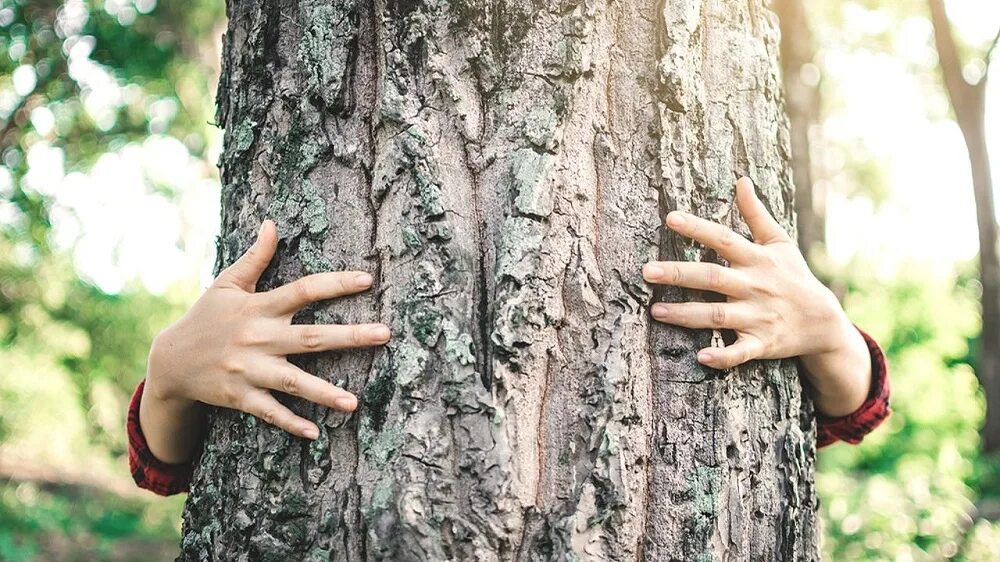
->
<box><xmin>928</xmin><ymin>0</ymin><xmax>1000</xmax><ymax>453</ymax></box>
<box><xmin>179</xmin><ymin>1</ymin><xmax>819</xmax><ymax>560</ymax></box>
<box><xmin>774</xmin><ymin>0</ymin><xmax>824</xmax><ymax>261</ymax></box>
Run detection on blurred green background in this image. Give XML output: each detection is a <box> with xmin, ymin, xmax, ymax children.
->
<box><xmin>0</xmin><ymin>0</ymin><xmax>998</xmax><ymax>560</ymax></box>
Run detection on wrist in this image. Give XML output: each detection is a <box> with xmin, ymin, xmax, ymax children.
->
<box><xmin>144</xmin><ymin>328</ymin><xmax>194</xmax><ymax>409</ymax></box>
<box><xmin>141</xmin><ymin>375</ymin><xmax>198</xmax><ymax>420</ymax></box>
<box><xmin>810</xmin><ymin>287</ymin><xmax>853</xmax><ymax>356</ymax></box>
<box><xmin>795</xmin><ymin>286</ymin><xmax>873</xmax><ymax>416</ymax></box>
<box><xmin>138</xmin><ymin>380</ymin><xmax>204</xmax><ymax>465</ymax></box>
<box><xmin>800</xmin><ymin>314</ymin><xmax>858</xmax><ymax>380</ymax></box>
<box><xmin>799</xmin><ymin>312</ymin><xmax>872</xmax><ymax>417</ymax></box>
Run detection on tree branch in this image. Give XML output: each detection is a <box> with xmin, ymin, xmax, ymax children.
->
<box><xmin>986</xmin><ymin>23</ymin><xmax>1000</xmax><ymax>69</ymax></box>
<box><xmin>928</xmin><ymin>0</ymin><xmax>977</xmax><ymax>124</ymax></box>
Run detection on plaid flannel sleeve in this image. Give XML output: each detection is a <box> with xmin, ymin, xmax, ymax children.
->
<box><xmin>815</xmin><ymin>323</ymin><xmax>892</xmax><ymax>448</ymax></box>
<box><xmin>126</xmin><ymin>379</ymin><xmax>193</xmax><ymax>496</ymax></box>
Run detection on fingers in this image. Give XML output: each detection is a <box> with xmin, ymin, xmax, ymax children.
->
<box><xmin>643</xmin><ymin>261</ymin><xmax>751</xmax><ymax>298</ymax></box>
<box><xmin>262</xmin><ymin>271</ymin><xmax>375</xmax><ymax>315</ymax></box>
<box><xmin>218</xmin><ymin>220</ymin><xmax>279</xmax><ymax>291</ymax></box>
<box><xmin>272</xmin><ymin>322</ymin><xmax>391</xmax><ymax>355</ymax></box>
<box><xmin>734</xmin><ymin>177</ymin><xmax>791</xmax><ymax>245</ymax></box>
<box><xmin>255</xmin><ymin>362</ymin><xmax>358</xmax><ymax>412</ymax></box>
<box><xmin>696</xmin><ymin>335</ymin><xmax>765</xmax><ymax>370</ymax></box>
<box><xmin>664</xmin><ymin>210</ymin><xmax>760</xmax><ymax>265</ymax></box>
<box><xmin>240</xmin><ymin>389</ymin><xmax>321</xmax><ymax>439</ymax></box>
<box><xmin>650</xmin><ymin>301</ymin><xmax>754</xmax><ymax>330</ymax></box>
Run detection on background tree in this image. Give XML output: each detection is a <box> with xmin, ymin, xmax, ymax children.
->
<box><xmin>775</xmin><ymin>0</ymin><xmax>826</xmax><ymax>263</ymax></box>
<box><xmin>178</xmin><ymin>0</ymin><xmax>820</xmax><ymax>560</ymax></box>
<box><xmin>926</xmin><ymin>0</ymin><xmax>1000</xmax><ymax>453</ymax></box>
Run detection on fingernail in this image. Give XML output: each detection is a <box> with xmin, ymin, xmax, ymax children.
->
<box><xmin>643</xmin><ymin>263</ymin><xmax>665</xmax><ymax>280</ymax></box>
<box><xmin>303</xmin><ymin>426</ymin><xmax>319</xmax><ymax>440</ymax></box>
<box><xmin>334</xmin><ymin>395</ymin><xmax>358</xmax><ymax>411</ymax></box>
<box><xmin>651</xmin><ymin>303</ymin><xmax>670</xmax><ymax>318</ymax></box>
<box><xmin>354</xmin><ymin>272</ymin><xmax>373</xmax><ymax>287</ymax></box>
<box><xmin>258</xmin><ymin>221</ymin><xmax>266</xmax><ymax>237</ymax></box>
<box><xmin>666</xmin><ymin>212</ymin><xmax>686</xmax><ymax>227</ymax></box>
<box><xmin>368</xmin><ymin>324</ymin><xmax>392</xmax><ymax>341</ymax></box>
<box><xmin>698</xmin><ymin>350</ymin><xmax>714</xmax><ymax>363</ymax></box>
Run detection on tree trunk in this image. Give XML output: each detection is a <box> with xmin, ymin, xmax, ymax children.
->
<box><xmin>774</xmin><ymin>0</ymin><xmax>825</xmax><ymax>262</ymax></box>
<box><xmin>966</xmin><ymin>120</ymin><xmax>1000</xmax><ymax>452</ymax></box>
<box><xmin>927</xmin><ymin>0</ymin><xmax>1000</xmax><ymax>453</ymax></box>
<box><xmin>179</xmin><ymin>1</ymin><xmax>819</xmax><ymax>560</ymax></box>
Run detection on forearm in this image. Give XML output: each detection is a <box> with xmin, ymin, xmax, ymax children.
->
<box><xmin>799</xmin><ymin>311</ymin><xmax>873</xmax><ymax>417</ymax></box>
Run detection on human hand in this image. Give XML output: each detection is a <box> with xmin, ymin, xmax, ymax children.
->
<box><xmin>642</xmin><ymin>177</ymin><xmax>853</xmax><ymax>372</ymax></box>
<box><xmin>144</xmin><ymin>220</ymin><xmax>389</xmax><ymax>442</ymax></box>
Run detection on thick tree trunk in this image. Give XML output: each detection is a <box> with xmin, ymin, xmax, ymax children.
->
<box><xmin>179</xmin><ymin>1</ymin><xmax>819</xmax><ymax>560</ymax></box>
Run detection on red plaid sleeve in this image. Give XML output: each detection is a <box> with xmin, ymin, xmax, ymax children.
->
<box><xmin>127</xmin><ymin>379</ymin><xmax>193</xmax><ymax>496</ymax></box>
<box><xmin>815</xmin><ymin>323</ymin><xmax>891</xmax><ymax>448</ymax></box>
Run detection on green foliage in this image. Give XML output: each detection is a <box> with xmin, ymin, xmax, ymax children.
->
<box><xmin>818</xmin><ymin>259</ymin><xmax>1000</xmax><ymax>560</ymax></box>
<box><xmin>0</xmin><ymin>1</ymin><xmax>220</xmax><ymax>557</ymax></box>
<box><xmin>0</xmin><ymin>479</ymin><xmax>182</xmax><ymax>561</ymax></box>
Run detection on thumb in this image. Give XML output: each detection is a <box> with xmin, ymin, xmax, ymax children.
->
<box><xmin>735</xmin><ymin>177</ymin><xmax>791</xmax><ymax>245</ymax></box>
<box><xmin>218</xmin><ymin>220</ymin><xmax>278</xmax><ymax>291</ymax></box>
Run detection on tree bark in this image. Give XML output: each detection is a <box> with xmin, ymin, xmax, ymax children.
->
<box><xmin>179</xmin><ymin>1</ymin><xmax>819</xmax><ymax>560</ymax></box>
<box><xmin>927</xmin><ymin>0</ymin><xmax>1000</xmax><ymax>453</ymax></box>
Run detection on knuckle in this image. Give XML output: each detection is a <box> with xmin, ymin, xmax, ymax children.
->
<box><xmin>235</xmin><ymin>392</ymin><xmax>252</xmax><ymax>412</ymax></box>
<box><xmin>755</xmin><ymin>341</ymin><xmax>768</xmax><ymax>360</ymax></box>
<box><xmin>260</xmin><ymin>407</ymin><xmax>278</xmax><ymax>426</ymax></box>
<box><xmin>221</xmin><ymin>384</ymin><xmax>244</xmax><ymax>408</ymax></box>
<box><xmin>300</xmin><ymin>326</ymin><xmax>324</xmax><ymax>350</ymax></box>
<box><xmin>719</xmin><ymin>227</ymin><xmax>736</xmax><ymax>247</ymax></box>
<box><xmin>351</xmin><ymin>326</ymin><xmax>366</xmax><ymax>347</ymax></box>
<box><xmin>708</xmin><ymin>265</ymin><xmax>724</xmax><ymax>291</ymax></box>
<box><xmin>711</xmin><ymin>303</ymin><xmax>727</xmax><ymax>326</ymax></box>
<box><xmin>763</xmin><ymin>308</ymin><xmax>782</xmax><ymax>327</ymax></box>
<box><xmin>293</xmin><ymin>278</ymin><xmax>316</xmax><ymax>303</ymax></box>
<box><xmin>671</xmin><ymin>264</ymin><xmax>683</xmax><ymax>285</ymax></box>
<box><xmin>280</xmin><ymin>372</ymin><xmax>299</xmax><ymax>395</ymax></box>
<box><xmin>221</xmin><ymin>357</ymin><xmax>246</xmax><ymax>377</ymax></box>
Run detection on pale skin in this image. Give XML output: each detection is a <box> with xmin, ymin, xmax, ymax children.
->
<box><xmin>642</xmin><ymin>177</ymin><xmax>872</xmax><ymax>418</ymax></box>
<box><xmin>140</xmin><ymin>176</ymin><xmax>871</xmax><ymax>465</ymax></box>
